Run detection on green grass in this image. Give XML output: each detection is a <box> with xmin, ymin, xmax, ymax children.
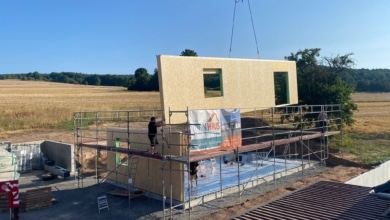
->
<box><xmin>54</xmin><ymin>119</ymin><xmax>75</xmax><ymax>131</ymax></box>
<box><xmin>334</xmin><ymin>132</ymin><xmax>390</xmax><ymax>166</ymax></box>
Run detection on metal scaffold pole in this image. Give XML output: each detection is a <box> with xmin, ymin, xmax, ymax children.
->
<box><xmin>220</xmin><ymin>155</ymin><xmax>223</xmax><ymax>196</ymax></box>
<box><xmin>300</xmin><ymin>106</ymin><xmax>304</xmax><ymax>179</ymax></box>
<box><xmin>162</xmin><ymin>160</ymin><xmax>166</xmax><ymax>220</ymax></box>
<box><xmin>237</xmin><ymin>146</ymin><xmax>241</xmax><ymax>203</ymax></box>
<box><xmin>127</xmin><ymin>111</ymin><xmax>131</xmax><ymax>209</ymax></box>
<box><xmin>272</xmin><ymin>107</ymin><xmax>276</xmax><ymax>189</ymax></box>
<box><xmin>95</xmin><ymin>112</ymin><xmax>99</xmax><ymax>184</ymax></box>
<box><xmin>170</xmin><ymin>160</ymin><xmax>173</xmax><ymax>219</ymax></box>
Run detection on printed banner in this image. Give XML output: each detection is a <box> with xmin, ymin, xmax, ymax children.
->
<box><xmin>220</xmin><ymin>109</ymin><xmax>242</xmax><ymax>149</ymax></box>
<box><xmin>189</xmin><ymin>110</ymin><xmax>222</xmax><ymax>151</ymax></box>
<box><xmin>189</xmin><ymin>109</ymin><xmax>241</xmax><ymax>151</ymax></box>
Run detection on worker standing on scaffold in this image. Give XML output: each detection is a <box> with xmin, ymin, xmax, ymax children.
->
<box><xmin>148</xmin><ymin>117</ymin><xmax>162</xmax><ymax>155</ymax></box>
<box><xmin>318</xmin><ymin>110</ymin><xmax>328</xmax><ymax>133</ymax></box>
<box><xmin>189</xmin><ymin>161</ymin><xmax>199</xmax><ymax>187</ymax></box>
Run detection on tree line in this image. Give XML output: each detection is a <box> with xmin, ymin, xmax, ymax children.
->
<box><xmin>1</xmin><ymin>50</ymin><xmax>389</xmax><ymax>93</ymax></box>
<box><xmin>0</xmin><ymin>71</ymin><xmax>154</xmax><ymax>90</ymax></box>
<box><xmin>0</xmin><ymin>49</ymin><xmax>199</xmax><ymax>91</ymax></box>
<box><xmin>2</xmin><ymin>67</ymin><xmax>390</xmax><ymax>92</ymax></box>
<box><xmin>344</xmin><ymin>68</ymin><xmax>390</xmax><ymax>92</ymax></box>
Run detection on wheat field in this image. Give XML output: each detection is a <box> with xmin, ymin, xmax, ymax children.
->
<box><xmin>0</xmin><ymin>80</ymin><xmax>160</xmax><ymax>132</ymax></box>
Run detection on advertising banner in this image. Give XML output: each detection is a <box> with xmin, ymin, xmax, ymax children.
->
<box><xmin>189</xmin><ymin>109</ymin><xmax>241</xmax><ymax>151</ymax></box>
<box><xmin>189</xmin><ymin>110</ymin><xmax>222</xmax><ymax>151</ymax></box>
<box><xmin>220</xmin><ymin>109</ymin><xmax>242</xmax><ymax>149</ymax></box>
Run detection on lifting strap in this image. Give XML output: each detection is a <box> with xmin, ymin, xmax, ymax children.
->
<box><xmin>229</xmin><ymin>0</ymin><xmax>260</xmax><ymax>59</ymax></box>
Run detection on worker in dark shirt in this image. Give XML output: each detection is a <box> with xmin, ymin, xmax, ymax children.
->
<box><xmin>189</xmin><ymin>161</ymin><xmax>199</xmax><ymax>187</ymax></box>
<box><xmin>148</xmin><ymin>117</ymin><xmax>162</xmax><ymax>154</ymax></box>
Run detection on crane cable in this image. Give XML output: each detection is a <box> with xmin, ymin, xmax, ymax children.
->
<box><xmin>228</xmin><ymin>0</ymin><xmax>239</xmax><ymax>58</ymax></box>
<box><xmin>248</xmin><ymin>0</ymin><xmax>260</xmax><ymax>59</ymax></box>
<box><xmin>229</xmin><ymin>0</ymin><xmax>260</xmax><ymax>59</ymax></box>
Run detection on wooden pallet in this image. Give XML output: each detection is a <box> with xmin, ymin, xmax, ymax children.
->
<box><xmin>20</xmin><ymin>187</ymin><xmax>53</xmax><ymax>212</ymax></box>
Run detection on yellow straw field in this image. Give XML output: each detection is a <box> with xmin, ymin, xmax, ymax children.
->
<box><xmin>348</xmin><ymin>93</ymin><xmax>390</xmax><ymax>134</ymax></box>
<box><xmin>0</xmin><ymin>80</ymin><xmax>160</xmax><ymax>132</ymax></box>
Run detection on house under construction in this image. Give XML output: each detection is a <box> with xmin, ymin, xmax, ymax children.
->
<box><xmin>74</xmin><ymin>56</ymin><xmax>342</xmax><ymax>217</ymax></box>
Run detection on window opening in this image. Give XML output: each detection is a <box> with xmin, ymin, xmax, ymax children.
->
<box><xmin>115</xmin><ymin>138</ymin><xmax>128</xmax><ymax>166</ymax></box>
<box><xmin>274</xmin><ymin>72</ymin><xmax>289</xmax><ymax>105</ymax></box>
<box><xmin>203</xmin><ymin>69</ymin><xmax>223</xmax><ymax>98</ymax></box>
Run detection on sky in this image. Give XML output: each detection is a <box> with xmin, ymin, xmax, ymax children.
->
<box><xmin>1</xmin><ymin>0</ymin><xmax>389</xmax><ymax>75</ymax></box>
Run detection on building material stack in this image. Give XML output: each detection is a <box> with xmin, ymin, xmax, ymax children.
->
<box><xmin>0</xmin><ymin>148</ymin><xmax>19</xmax><ymax>181</ymax></box>
<box><xmin>19</xmin><ymin>187</ymin><xmax>53</xmax><ymax>211</ymax></box>
<box><xmin>0</xmin><ymin>148</ymin><xmax>20</xmax><ymax>219</ymax></box>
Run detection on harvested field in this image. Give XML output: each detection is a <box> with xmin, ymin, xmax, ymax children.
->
<box><xmin>349</xmin><ymin>92</ymin><xmax>390</xmax><ymax>134</ymax></box>
<box><xmin>0</xmin><ymin>80</ymin><xmax>160</xmax><ymax>138</ymax></box>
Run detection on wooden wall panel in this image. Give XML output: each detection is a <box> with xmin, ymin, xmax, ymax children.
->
<box><xmin>106</xmin><ymin>128</ymin><xmax>185</xmax><ymax>201</ymax></box>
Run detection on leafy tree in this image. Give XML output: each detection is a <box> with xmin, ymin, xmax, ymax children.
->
<box><xmin>84</xmin><ymin>74</ymin><xmax>101</xmax><ymax>86</ymax></box>
<box><xmin>26</xmin><ymin>71</ymin><xmax>42</xmax><ymax>80</ymax></box>
<box><xmin>63</xmin><ymin>75</ymin><xmax>70</xmax><ymax>84</ymax></box>
<box><xmin>323</xmin><ymin>53</ymin><xmax>355</xmax><ymax>72</ymax></box>
<box><xmin>127</xmin><ymin>76</ymin><xmax>136</xmax><ymax>89</ymax></box>
<box><xmin>32</xmin><ymin>71</ymin><xmax>43</xmax><ymax>80</ymax></box>
<box><xmin>285</xmin><ymin>48</ymin><xmax>357</xmax><ymax>126</ymax></box>
<box><xmin>132</xmin><ymin>68</ymin><xmax>150</xmax><ymax>91</ymax></box>
<box><xmin>180</xmin><ymin>49</ymin><xmax>198</xmax><ymax>57</ymax></box>
<box><xmin>95</xmin><ymin>75</ymin><xmax>101</xmax><ymax>86</ymax></box>
<box><xmin>149</xmin><ymin>68</ymin><xmax>159</xmax><ymax>91</ymax></box>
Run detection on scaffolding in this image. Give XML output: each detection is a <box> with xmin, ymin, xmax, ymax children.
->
<box><xmin>74</xmin><ymin>104</ymin><xmax>342</xmax><ymax>219</ymax></box>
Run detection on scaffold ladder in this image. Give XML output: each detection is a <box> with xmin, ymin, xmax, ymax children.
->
<box><xmin>129</xmin><ymin>157</ymin><xmax>139</xmax><ymax>184</ymax></box>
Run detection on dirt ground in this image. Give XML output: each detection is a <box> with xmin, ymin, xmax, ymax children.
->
<box><xmin>3</xmin><ymin>129</ymin><xmax>370</xmax><ymax>219</ymax></box>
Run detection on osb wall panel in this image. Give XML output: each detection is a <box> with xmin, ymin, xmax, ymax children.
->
<box><xmin>106</xmin><ymin>128</ymin><xmax>185</xmax><ymax>201</ymax></box>
<box><xmin>157</xmin><ymin>55</ymin><xmax>298</xmax><ymax>123</ymax></box>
